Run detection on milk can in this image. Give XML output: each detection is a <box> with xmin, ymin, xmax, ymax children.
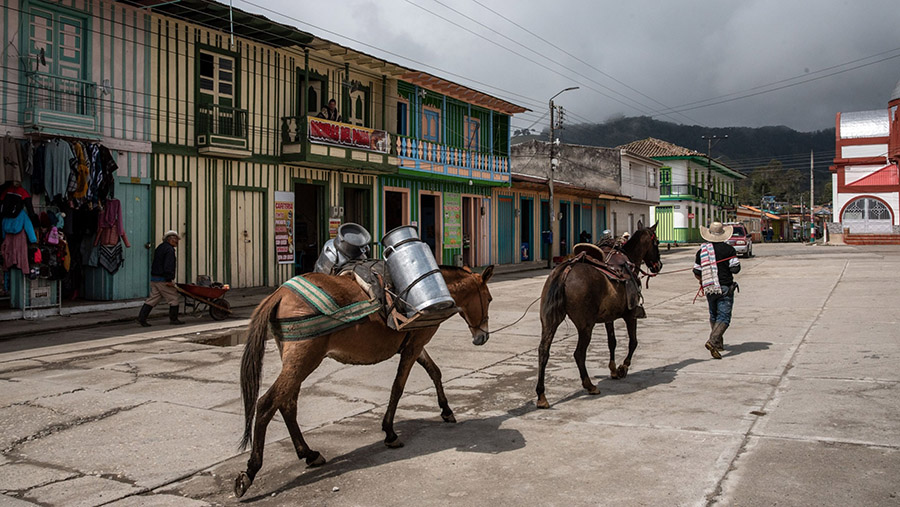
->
<box><xmin>313</xmin><ymin>223</ymin><xmax>371</xmax><ymax>274</ymax></box>
<box><xmin>381</xmin><ymin>225</ymin><xmax>455</xmax><ymax>317</ymax></box>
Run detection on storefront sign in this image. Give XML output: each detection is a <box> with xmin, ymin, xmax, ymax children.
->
<box><xmin>443</xmin><ymin>193</ymin><xmax>462</xmax><ymax>247</ymax></box>
<box><xmin>274</xmin><ymin>191</ymin><xmax>295</xmax><ymax>265</ymax></box>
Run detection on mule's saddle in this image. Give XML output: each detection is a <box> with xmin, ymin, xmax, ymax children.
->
<box><xmin>566</xmin><ymin>243</ymin><xmax>644</xmax><ymax>315</ymax></box>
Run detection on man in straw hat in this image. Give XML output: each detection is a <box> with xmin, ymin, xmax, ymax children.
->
<box><xmin>137</xmin><ymin>230</ymin><xmax>184</xmax><ymax>326</ymax></box>
<box><xmin>692</xmin><ymin>221</ymin><xmax>741</xmax><ymax>358</ymax></box>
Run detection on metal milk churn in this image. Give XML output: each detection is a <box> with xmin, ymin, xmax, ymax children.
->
<box><xmin>381</xmin><ymin>225</ymin><xmax>455</xmax><ymax>317</ymax></box>
<box><xmin>314</xmin><ymin>223</ymin><xmax>371</xmax><ymax>274</ymax></box>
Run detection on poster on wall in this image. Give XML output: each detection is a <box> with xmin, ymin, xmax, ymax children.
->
<box><xmin>443</xmin><ymin>192</ymin><xmax>462</xmax><ymax>247</ymax></box>
<box><xmin>274</xmin><ymin>191</ymin><xmax>295</xmax><ymax>265</ymax></box>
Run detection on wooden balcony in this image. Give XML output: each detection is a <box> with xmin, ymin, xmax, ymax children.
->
<box><xmin>196</xmin><ymin>104</ymin><xmax>251</xmax><ymax>158</ymax></box>
<box><xmin>394</xmin><ymin>136</ymin><xmax>510</xmax><ymax>184</ymax></box>
<box><xmin>280</xmin><ymin>116</ymin><xmax>397</xmax><ymax>173</ymax></box>
<box><xmin>23</xmin><ymin>70</ymin><xmax>98</xmax><ymax>137</ymax></box>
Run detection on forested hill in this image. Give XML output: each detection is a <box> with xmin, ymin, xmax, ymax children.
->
<box><xmin>531</xmin><ymin>115</ymin><xmax>836</xmax><ymax>204</ymax></box>
<box><xmin>548</xmin><ymin>116</ymin><xmax>834</xmax><ymax>174</ymax></box>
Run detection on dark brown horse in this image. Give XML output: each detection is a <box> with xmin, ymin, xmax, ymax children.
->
<box><xmin>235</xmin><ymin>265</ymin><xmax>494</xmax><ymax>497</ymax></box>
<box><xmin>536</xmin><ymin>222</ymin><xmax>661</xmax><ymax>409</ymax></box>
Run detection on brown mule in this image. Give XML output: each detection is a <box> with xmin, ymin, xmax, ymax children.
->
<box><xmin>235</xmin><ymin>265</ymin><xmax>494</xmax><ymax>497</ymax></box>
<box><xmin>535</xmin><ymin>222</ymin><xmax>662</xmax><ymax>409</ymax></box>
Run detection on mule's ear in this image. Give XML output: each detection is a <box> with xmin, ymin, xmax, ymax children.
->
<box><xmin>649</xmin><ymin>222</ymin><xmax>658</xmax><ymax>232</ymax></box>
<box><xmin>637</xmin><ymin>220</ymin><xmax>644</xmax><ymax>230</ymax></box>
<box><xmin>481</xmin><ymin>265</ymin><xmax>494</xmax><ymax>283</ymax></box>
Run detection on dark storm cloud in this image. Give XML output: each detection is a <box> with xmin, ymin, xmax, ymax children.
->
<box><xmin>256</xmin><ymin>0</ymin><xmax>900</xmax><ymax>132</ymax></box>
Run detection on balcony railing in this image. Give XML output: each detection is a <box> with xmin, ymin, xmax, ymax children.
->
<box><xmin>280</xmin><ymin>116</ymin><xmax>395</xmax><ymax>172</ymax></box>
<box><xmin>24</xmin><ymin>70</ymin><xmax>98</xmax><ymax>135</ymax></box>
<box><xmin>196</xmin><ymin>104</ymin><xmax>250</xmax><ymax>158</ymax></box>
<box><xmin>395</xmin><ymin>135</ymin><xmax>509</xmax><ymax>181</ymax></box>
<box><xmin>197</xmin><ymin>104</ymin><xmax>248</xmax><ymax>138</ymax></box>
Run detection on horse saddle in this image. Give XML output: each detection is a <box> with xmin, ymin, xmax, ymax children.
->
<box><xmin>569</xmin><ymin>243</ymin><xmax>644</xmax><ymax>315</ymax></box>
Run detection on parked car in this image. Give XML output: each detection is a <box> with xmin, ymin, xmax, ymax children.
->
<box><xmin>725</xmin><ymin>223</ymin><xmax>753</xmax><ymax>257</ymax></box>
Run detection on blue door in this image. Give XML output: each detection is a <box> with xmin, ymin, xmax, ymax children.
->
<box><xmin>540</xmin><ymin>200</ymin><xmax>550</xmax><ymax>261</ymax></box>
<box><xmin>559</xmin><ymin>201</ymin><xmax>570</xmax><ymax>255</ymax></box>
<box><xmin>520</xmin><ymin>197</ymin><xmax>533</xmax><ymax>261</ymax></box>
<box><xmin>116</xmin><ymin>179</ymin><xmax>151</xmax><ymax>299</ymax></box>
<box><xmin>422</xmin><ymin>109</ymin><xmax>440</xmax><ymax>142</ymax></box>
<box><xmin>582</xmin><ymin>204</ymin><xmax>593</xmax><ymax>242</ymax></box>
<box><xmin>498</xmin><ymin>196</ymin><xmax>514</xmax><ymax>264</ymax></box>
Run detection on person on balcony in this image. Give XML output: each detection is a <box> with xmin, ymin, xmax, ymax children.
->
<box><xmin>317</xmin><ymin>99</ymin><xmax>342</xmax><ymax>122</ymax></box>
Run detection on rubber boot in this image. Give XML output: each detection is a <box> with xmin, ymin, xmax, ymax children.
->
<box><xmin>712</xmin><ymin>322</ymin><xmax>728</xmax><ymax>351</ymax></box>
<box><xmin>169</xmin><ymin>305</ymin><xmax>185</xmax><ymax>325</ymax></box>
<box><xmin>137</xmin><ymin>304</ymin><xmax>153</xmax><ymax>327</ymax></box>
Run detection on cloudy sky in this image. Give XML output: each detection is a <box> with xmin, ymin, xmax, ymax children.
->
<box><xmin>241</xmin><ymin>0</ymin><xmax>899</xmax><ymax>133</ymax></box>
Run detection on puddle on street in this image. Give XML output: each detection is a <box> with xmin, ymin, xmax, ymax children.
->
<box><xmin>189</xmin><ymin>329</ymin><xmax>248</xmax><ymax>347</ymax></box>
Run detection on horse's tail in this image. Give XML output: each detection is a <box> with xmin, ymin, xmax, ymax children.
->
<box><xmin>239</xmin><ymin>288</ymin><xmax>283</xmax><ymax>451</ymax></box>
<box><xmin>541</xmin><ymin>264</ymin><xmax>569</xmax><ymax>329</ymax></box>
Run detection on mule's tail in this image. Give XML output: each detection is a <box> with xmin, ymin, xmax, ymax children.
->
<box><xmin>541</xmin><ymin>265</ymin><xmax>569</xmax><ymax>328</ymax></box>
<box><xmin>239</xmin><ymin>289</ymin><xmax>283</xmax><ymax>451</ymax></box>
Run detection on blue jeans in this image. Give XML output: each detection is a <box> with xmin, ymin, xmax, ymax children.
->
<box><xmin>706</xmin><ymin>286</ymin><xmax>734</xmax><ymax>325</ymax></box>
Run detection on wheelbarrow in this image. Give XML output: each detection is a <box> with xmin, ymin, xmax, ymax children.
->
<box><xmin>175</xmin><ymin>283</ymin><xmax>232</xmax><ymax>321</ymax></box>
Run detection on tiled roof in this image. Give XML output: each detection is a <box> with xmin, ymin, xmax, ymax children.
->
<box><xmin>617</xmin><ymin>138</ymin><xmax>703</xmax><ymax>159</ymax></box>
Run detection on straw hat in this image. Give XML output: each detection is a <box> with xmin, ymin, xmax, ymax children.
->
<box><xmin>164</xmin><ymin>230</ymin><xmax>181</xmax><ymax>240</ymax></box>
<box><xmin>700</xmin><ymin>221</ymin><xmax>733</xmax><ymax>243</ymax></box>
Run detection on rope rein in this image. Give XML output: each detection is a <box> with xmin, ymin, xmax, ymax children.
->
<box><xmin>487</xmin><ymin>296</ymin><xmax>541</xmax><ymax>334</ymax></box>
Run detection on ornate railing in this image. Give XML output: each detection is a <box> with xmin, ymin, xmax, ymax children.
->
<box><xmin>197</xmin><ymin>103</ymin><xmax>248</xmax><ymax>138</ymax></box>
<box><xmin>25</xmin><ymin>70</ymin><xmax>97</xmax><ymax>117</ymax></box>
<box><xmin>394</xmin><ymin>135</ymin><xmax>509</xmax><ymax>175</ymax></box>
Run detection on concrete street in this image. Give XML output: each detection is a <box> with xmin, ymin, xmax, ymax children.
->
<box><xmin>1</xmin><ymin>243</ymin><xmax>898</xmax><ymax>506</ymax></box>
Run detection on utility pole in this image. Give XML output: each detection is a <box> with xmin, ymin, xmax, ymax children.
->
<box><xmin>547</xmin><ymin>87</ymin><xmax>578</xmax><ymax>269</ymax></box>
<box><xmin>810</xmin><ymin>150</ymin><xmax>815</xmax><ymax>243</ymax></box>
<box><xmin>701</xmin><ymin>135</ymin><xmax>727</xmax><ymax>225</ymax></box>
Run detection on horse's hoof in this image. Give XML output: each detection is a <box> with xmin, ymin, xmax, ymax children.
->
<box><xmin>586</xmin><ymin>385</ymin><xmax>601</xmax><ymax>395</ymax></box>
<box><xmin>385</xmin><ymin>436</ymin><xmax>404</xmax><ymax>448</ymax></box>
<box><xmin>616</xmin><ymin>365</ymin><xmax>629</xmax><ymax>378</ymax></box>
<box><xmin>442</xmin><ymin>412</ymin><xmax>457</xmax><ymax>423</ymax></box>
<box><xmin>305</xmin><ymin>451</ymin><xmax>326</xmax><ymax>468</ymax></box>
<box><xmin>609</xmin><ymin>370</ymin><xmax>619</xmax><ymax>379</ymax></box>
<box><xmin>234</xmin><ymin>472</ymin><xmax>252</xmax><ymax>498</ymax></box>
<box><xmin>536</xmin><ymin>398</ymin><xmax>550</xmax><ymax>409</ymax></box>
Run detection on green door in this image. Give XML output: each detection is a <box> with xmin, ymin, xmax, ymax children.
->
<box><xmin>498</xmin><ymin>195</ymin><xmax>514</xmax><ymax>264</ymax></box>
<box><xmin>116</xmin><ymin>179</ymin><xmax>151</xmax><ymax>299</ymax></box>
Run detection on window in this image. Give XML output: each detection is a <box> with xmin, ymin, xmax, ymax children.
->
<box><xmin>649</xmin><ymin>168</ymin><xmax>657</xmax><ymax>188</ymax></box>
<box><xmin>396</xmin><ymin>100</ymin><xmax>409</xmax><ymax>136</ymax></box>
<box><xmin>422</xmin><ymin>107</ymin><xmax>440</xmax><ymax>143</ymax></box>
<box><xmin>465</xmin><ymin>116</ymin><xmax>480</xmax><ymax>151</ymax></box>
<box><xmin>199</xmin><ymin>50</ymin><xmax>235</xmax><ymax>105</ymax></box>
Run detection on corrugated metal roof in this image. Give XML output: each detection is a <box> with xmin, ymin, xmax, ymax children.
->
<box><xmin>840</xmin><ymin>110</ymin><xmax>889</xmax><ymax>139</ymax></box>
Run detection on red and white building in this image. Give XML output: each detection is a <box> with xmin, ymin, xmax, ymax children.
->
<box><xmin>831</xmin><ymin>79</ymin><xmax>900</xmax><ymax>237</ymax></box>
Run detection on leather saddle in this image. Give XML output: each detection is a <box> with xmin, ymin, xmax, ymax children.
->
<box><xmin>570</xmin><ymin>243</ymin><xmax>644</xmax><ymax>315</ymax></box>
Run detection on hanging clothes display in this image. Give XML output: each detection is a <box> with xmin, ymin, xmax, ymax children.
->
<box><xmin>1</xmin><ymin>135</ymin><xmax>24</xmax><ymax>185</ymax></box>
<box><xmin>43</xmin><ymin>139</ymin><xmax>75</xmax><ymax>201</ymax></box>
<box><xmin>71</xmin><ymin>141</ymin><xmax>91</xmax><ymax>200</ymax></box>
<box><xmin>94</xmin><ymin>199</ymin><xmax>130</xmax><ymax>247</ymax></box>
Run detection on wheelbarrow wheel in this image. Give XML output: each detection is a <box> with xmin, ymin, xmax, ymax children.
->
<box><xmin>209</xmin><ymin>298</ymin><xmax>231</xmax><ymax>321</ymax></box>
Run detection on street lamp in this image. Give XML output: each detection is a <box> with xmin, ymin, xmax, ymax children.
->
<box><xmin>547</xmin><ymin>86</ymin><xmax>579</xmax><ymax>268</ymax></box>
<box><xmin>701</xmin><ymin>134</ymin><xmax>727</xmax><ymax>225</ymax></box>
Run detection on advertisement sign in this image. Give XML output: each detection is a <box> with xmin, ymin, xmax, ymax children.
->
<box><xmin>308</xmin><ymin>117</ymin><xmax>389</xmax><ymax>153</ymax></box>
<box><xmin>329</xmin><ymin>218</ymin><xmax>341</xmax><ymax>239</ymax></box>
<box><xmin>443</xmin><ymin>193</ymin><xmax>462</xmax><ymax>247</ymax></box>
<box><xmin>274</xmin><ymin>191</ymin><xmax>295</xmax><ymax>265</ymax></box>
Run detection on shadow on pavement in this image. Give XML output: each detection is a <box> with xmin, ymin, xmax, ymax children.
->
<box><xmin>243</xmin><ymin>403</ymin><xmax>534</xmax><ymax>502</ymax></box>
<box><xmin>548</xmin><ymin>341</ymin><xmax>772</xmax><ymax>405</ymax></box>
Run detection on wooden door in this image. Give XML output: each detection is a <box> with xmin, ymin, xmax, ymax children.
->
<box><xmin>498</xmin><ymin>195</ymin><xmax>514</xmax><ymax>264</ymax></box>
<box><xmin>116</xmin><ymin>180</ymin><xmax>150</xmax><ymax>299</ymax></box>
<box><xmin>229</xmin><ymin>189</ymin><xmax>265</xmax><ymax>287</ymax></box>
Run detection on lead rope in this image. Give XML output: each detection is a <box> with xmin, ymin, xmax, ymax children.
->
<box><xmin>488</xmin><ymin>296</ymin><xmax>541</xmax><ymax>334</ymax></box>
